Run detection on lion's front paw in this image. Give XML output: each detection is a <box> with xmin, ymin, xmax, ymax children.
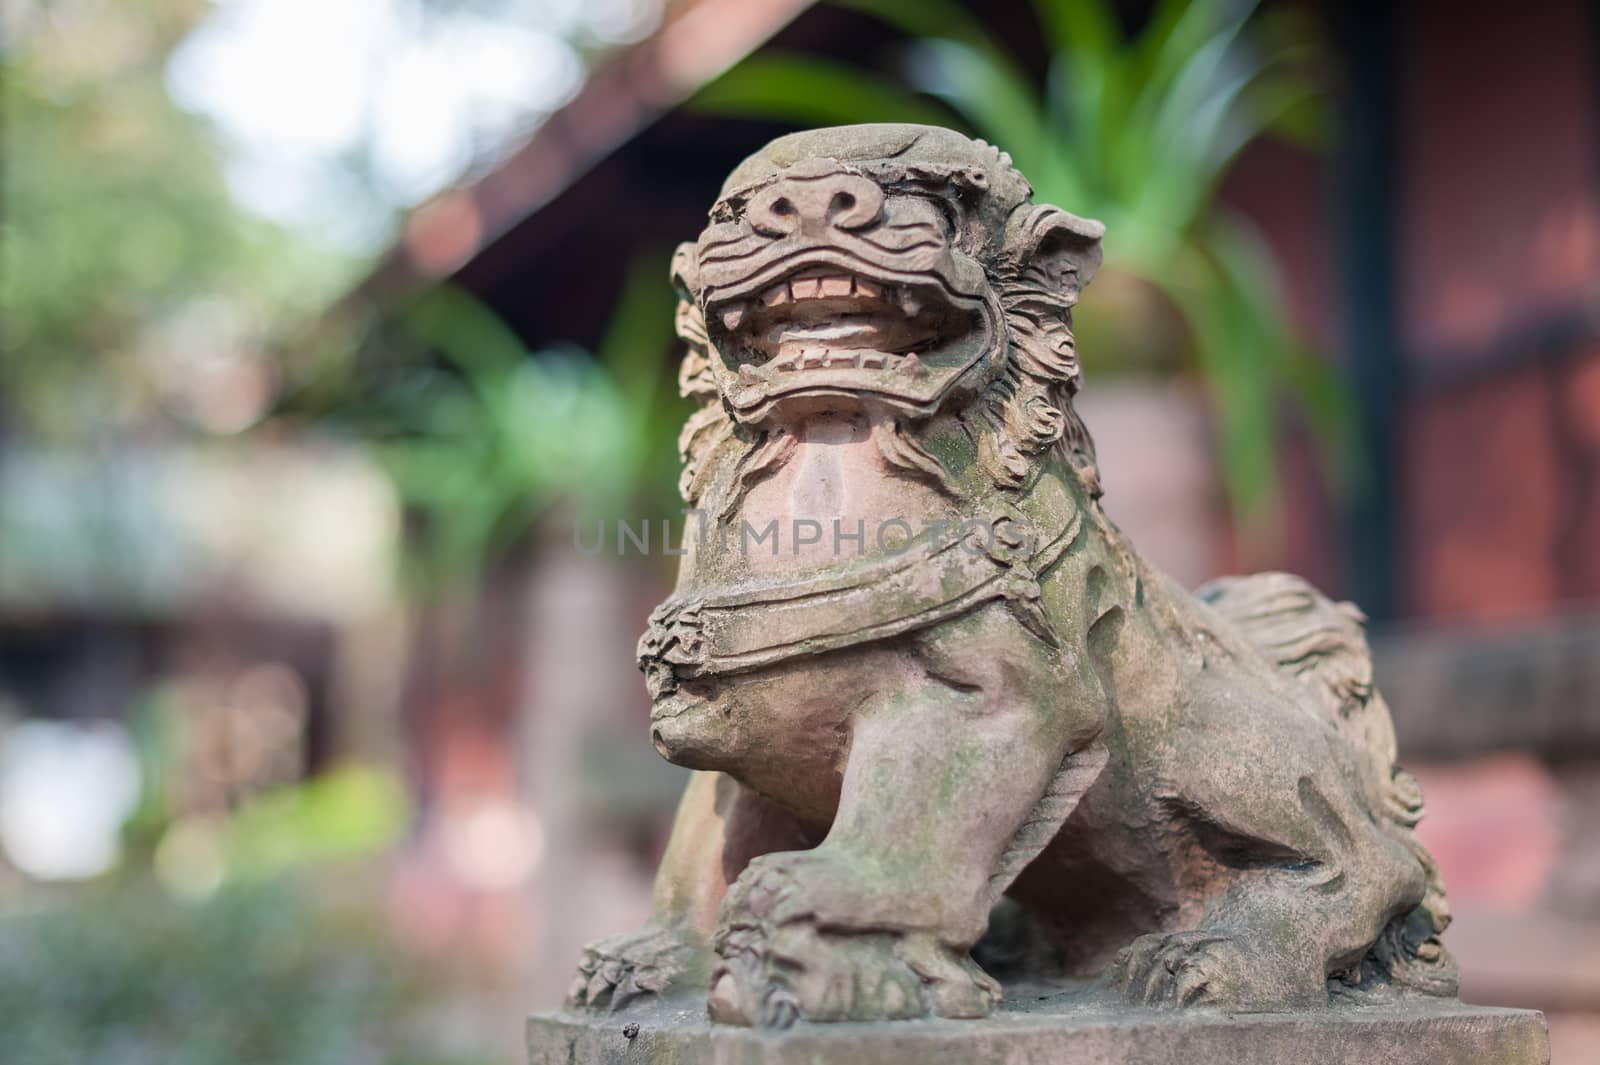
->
<box><xmin>709</xmin><ymin>922</ymin><xmax>923</xmax><ymax>1027</ymax></box>
<box><xmin>709</xmin><ymin>924</ymin><xmax>999</xmax><ymax>1027</ymax></box>
<box><xmin>719</xmin><ymin>849</ymin><xmax>874</xmax><ymax>928</ymax></box>
<box><xmin>1111</xmin><ymin>929</ymin><xmax>1320</xmax><ymax>1011</ymax></box>
<box><xmin>707</xmin><ymin>855</ymin><xmax>999</xmax><ymax>1026</ymax></box>
<box><xmin>567</xmin><ymin>924</ymin><xmax>702</xmax><ymax>1012</ymax></box>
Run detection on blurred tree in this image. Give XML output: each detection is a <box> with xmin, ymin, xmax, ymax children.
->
<box><xmin>3</xmin><ymin>0</ymin><xmax>688</xmax><ymax>592</ymax></box>
<box><xmin>0</xmin><ymin>0</ymin><xmax>358</xmax><ymax>445</ymax></box>
<box><xmin>694</xmin><ymin>0</ymin><xmax>1350</xmax><ymax>527</ymax></box>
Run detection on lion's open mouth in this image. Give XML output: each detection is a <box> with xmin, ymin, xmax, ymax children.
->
<box><xmin>730</xmin><ymin>268</ymin><xmax>941</xmax><ymax>372</ymax></box>
<box><xmin>705</xmin><ymin>260</ymin><xmax>993</xmax><ymax>418</ymax></box>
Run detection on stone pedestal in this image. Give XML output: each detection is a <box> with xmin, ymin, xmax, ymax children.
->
<box><xmin>528</xmin><ymin>997</ymin><xmax>1549</xmax><ymax>1065</ymax></box>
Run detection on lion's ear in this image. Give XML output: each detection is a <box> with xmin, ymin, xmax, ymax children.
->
<box><xmin>670</xmin><ymin>241</ymin><xmax>715</xmax><ymax>402</ymax></box>
<box><xmin>671</xmin><ymin>242</ymin><xmax>709</xmax><ymax>353</ymax></box>
<box><xmin>670</xmin><ymin>241</ymin><xmax>701</xmax><ymax>298</ymax></box>
<box><xmin>1004</xmin><ymin>205</ymin><xmax>1104</xmax><ymax>305</ymax></box>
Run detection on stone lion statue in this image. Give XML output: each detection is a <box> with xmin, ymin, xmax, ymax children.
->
<box><xmin>568</xmin><ymin>124</ymin><xmax>1455</xmax><ymax>1027</ymax></box>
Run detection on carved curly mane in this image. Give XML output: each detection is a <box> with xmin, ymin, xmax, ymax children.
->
<box><xmin>963</xmin><ymin>202</ymin><xmax>1102</xmax><ymax>500</ymax></box>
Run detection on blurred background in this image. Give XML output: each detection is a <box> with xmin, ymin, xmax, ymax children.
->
<box><xmin>2</xmin><ymin>0</ymin><xmax>1597</xmax><ymax>1061</ymax></box>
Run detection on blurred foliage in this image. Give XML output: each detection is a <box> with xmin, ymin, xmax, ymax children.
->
<box><xmin>0</xmin><ymin>0</ymin><xmax>358</xmax><ymax>445</ymax></box>
<box><xmin>3</xmin><ymin>0</ymin><xmax>685</xmax><ymax>593</ymax></box>
<box><xmin>694</xmin><ymin>0</ymin><xmax>1351</xmax><ymax>524</ymax></box>
<box><xmin>108</xmin><ymin>672</ymin><xmax>409</xmax><ymax>888</ymax></box>
<box><xmin>0</xmin><ymin>881</ymin><xmax>493</xmax><ymax>1065</ymax></box>
<box><xmin>125</xmin><ymin>763</ymin><xmax>410</xmax><ymax>894</ymax></box>
<box><xmin>221</xmin><ymin>767</ymin><xmax>408</xmax><ymax>878</ymax></box>
<box><xmin>282</xmin><ymin>262</ymin><xmax>686</xmax><ymax>592</ymax></box>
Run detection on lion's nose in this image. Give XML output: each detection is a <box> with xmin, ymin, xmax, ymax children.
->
<box><xmin>746</xmin><ymin>171</ymin><xmax>883</xmax><ymax>238</ymax></box>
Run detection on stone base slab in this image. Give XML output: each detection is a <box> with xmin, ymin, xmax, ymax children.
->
<box><xmin>529</xmin><ymin>997</ymin><xmax>1549</xmax><ymax>1065</ymax></box>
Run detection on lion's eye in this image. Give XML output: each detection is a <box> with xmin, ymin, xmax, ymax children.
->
<box><xmin>883</xmin><ymin>190</ymin><xmax>958</xmax><ymax>234</ymax></box>
<box><xmin>882</xmin><ymin>196</ymin><xmax>950</xmax><ymax>235</ymax></box>
<box><xmin>927</xmin><ymin>196</ymin><xmax>960</xmax><ymax>235</ymax></box>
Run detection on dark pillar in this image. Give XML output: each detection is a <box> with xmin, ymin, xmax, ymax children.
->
<box><xmin>1333</xmin><ymin>0</ymin><xmax>1403</xmax><ymax>624</ymax></box>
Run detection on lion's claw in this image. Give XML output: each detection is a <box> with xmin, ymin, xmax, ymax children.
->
<box><xmin>1112</xmin><ymin>929</ymin><xmax>1320</xmax><ymax>1010</ymax></box>
<box><xmin>709</xmin><ymin>924</ymin><xmax>933</xmax><ymax>1027</ymax></box>
<box><xmin>567</xmin><ymin>925</ymin><xmax>699</xmax><ymax>1012</ymax></box>
<box><xmin>709</xmin><ymin>856</ymin><xmax>1000</xmax><ymax>1026</ymax></box>
<box><xmin>1113</xmin><ymin>930</ymin><xmax>1230</xmax><ymax>1007</ymax></box>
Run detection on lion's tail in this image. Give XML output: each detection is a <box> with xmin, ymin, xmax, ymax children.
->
<box><xmin>1196</xmin><ymin>572</ymin><xmax>1457</xmax><ymax>996</ymax></box>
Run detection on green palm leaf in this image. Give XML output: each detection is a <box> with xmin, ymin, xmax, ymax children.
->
<box><xmin>900</xmin><ymin>39</ymin><xmax>1046</xmax><ymax>172</ymax></box>
<box><xmin>830</xmin><ymin>0</ymin><xmax>1020</xmax><ymax>75</ymax></box>
<box><xmin>690</xmin><ymin>53</ymin><xmax>956</xmax><ymax>128</ymax></box>
<box><xmin>687</xmin><ymin>0</ymin><xmax>1344</xmax><ymax>529</ymax></box>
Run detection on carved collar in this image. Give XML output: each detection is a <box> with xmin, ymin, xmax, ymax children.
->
<box><xmin>639</xmin><ymin>503</ymin><xmax>1083</xmax><ymax>699</ymax></box>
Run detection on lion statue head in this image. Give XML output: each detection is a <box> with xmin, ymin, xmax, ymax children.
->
<box><xmin>671</xmin><ymin>124</ymin><xmax>1106</xmax><ymax>513</ymax></box>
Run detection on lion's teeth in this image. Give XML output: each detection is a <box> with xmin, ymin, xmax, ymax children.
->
<box><xmin>855</xmin><ymin>278</ymin><xmax>881</xmax><ymax>298</ymax></box>
<box><xmin>738</xmin><ymin>364</ymin><xmax>760</xmax><ymax>385</ymax></box>
<box><xmin>819</xmin><ymin>276</ymin><xmax>852</xmax><ymax>298</ymax></box>
<box><xmin>722</xmin><ymin>305</ymin><xmax>747</xmax><ymax>330</ymax></box>
<box><xmin>859</xmin><ymin>351</ymin><xmax>886</xmax><ymax>369</ymax></box>
<box><xmin>899</xmin><ymin>291</ymin><xmax>922</xmax><ymax>316</ymax></box>
<box><xmin>800</xmin><ymin>348</ymin><xmax>826</xmax><ymax>368</ymax></box>
<box><xmin>792</xmin><ymin>277</ymin><xmax>822</xmax><ymax>299</ymax></box>
<box><xmin>762</xmin><ymin>284</ymin><xmax>786</xmax><ymax>307</ymax></box>
<box><xmin>899</xmin><ymin>352</ymin><xmax>926</xmax><ymax>378</ymax></box>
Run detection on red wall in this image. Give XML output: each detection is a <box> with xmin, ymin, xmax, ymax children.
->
<box><xmin>1226</xmin><ymin>0</ymin><xmax>1599</xmax><ymax>622</ymax></box>
<box><xmin>1398</xmin><ymin>0</ymin><xmax>1600</xmax><ymax>622</ymax></box>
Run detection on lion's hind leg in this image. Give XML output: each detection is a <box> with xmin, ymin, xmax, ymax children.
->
<box><xmin>1115</xmin><ymin>708</ymin><xmax>1429</xmax><ymax>1010</ymax></box>
<box><xmin>1191</xmin><ymin>571</ymin><xmax>1455</xmax><ymax>999</ymax></box>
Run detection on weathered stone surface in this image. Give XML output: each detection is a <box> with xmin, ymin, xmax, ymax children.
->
<box><xmin>561</xmin><ymin>122</ymin><xmax>1487</xmax><ymax>1034</ymax></box>
<box><xmin>530</xmin><ymin>996</ymin><xmax>1550</xmax><ymax>1065</ymax></box>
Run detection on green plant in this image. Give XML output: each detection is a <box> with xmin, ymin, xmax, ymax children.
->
<box><xmin>694</xmin><ymin>0</ymin><xmax>1349</xmax><ymax>526</ymax></box>
<box><xmin>0</xmin><ymin>880</ymin><xmax>493</xmax><ymax>1065</ymax></box>
<box><xmin>285</xmin><ymin>256</ymin><xmax>685</xmax><ymax>591</ymax></box>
